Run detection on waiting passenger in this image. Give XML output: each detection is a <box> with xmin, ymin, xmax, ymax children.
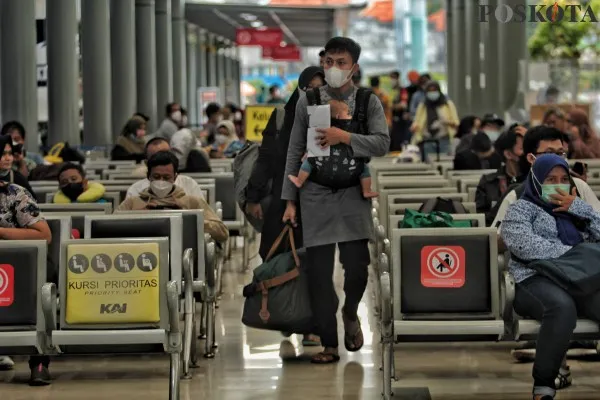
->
<box><xmin>475</xmin><ymin>126</ymin><xmax>525</xmax><ymax>226</ymax></box>
<box><xmin>155</xmin><ymin>102</ymin><xmax>182</xmax><ymax>142</ymax></box>
<box><xmin>0</xmin><ymin>135</ymin><xmax>36</xmax><ymax>200</ymax></box>
<box><xmin>542</xmin><ymin>108</ymin><xmax>568</xmax><ymax>133</ymax></box>
<box><xmin>171</xmin><ymin>125</ymin><xmax>212</xmax><ymax>172</ymax></box>
<box><xmin>567</xmin><ymin>108</ymin><xmax>600</xmax><ymax>159</ymax></box>
<box><xmin>111</xmin><ymin>116</ymin><xmax>147</xmax><ymax>162</ymax></box>
<box><xmin>479</xmin><ymin>113</ymin><xmax>505</xmax><ymax>143</ymax></box>
<box><xmin>501</xmin><ymin>154</ymin><xmax>600</xmax><ymax>400</ymax></box>
<box><xmin>410</xmin><ymin>81</ymin><xmax>459</xmax><ymax>157</ymax></box>
<box><xmin>490</xmin><ymin>126</ymin><xmax>600</xmax><ymax>383</ymax></box>
<box><xmin>118</xmin><ymin>151</ymin><xmax>228</xmax><ymax>242</ymax></box>
<box><xmin>127</xmin><ymin>138</ymin><xmax>206</xmax><ymax>198</ymax></box>
<box><xmin>453</xmin><ymin>131</ymin><xmax>502</xmax><ymax>171</ymax></box>
<box><xmin>0</xmin><ymin>179</ymin><xmax>52</xmax><ymax>385</ymax></box>
<box><xmin>0</xmin><ymin>121</ymin><xmax>44</xmax><ymax>176</ymax></box>
<box><xmin>453</xmin><ymin>115</ymin><xmax>481</xmax><ymax>154</ymax></box>
<box><xmin>53</xmin><ymin>163</ymin><xmax>107</xmax><ymax>204</ymax></box>
<box><xmin>202</xmin><ymin>103</ymin><xmax>222</xmax><ymax>145</ymax></box>
<box><xmin>209</xmin><ymin>120</ymin><xmax>244</xmax><ymax>159</ymax></box>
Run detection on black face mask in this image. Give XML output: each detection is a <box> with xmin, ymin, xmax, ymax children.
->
<box><xmin>61</xmin><ymin>183</ymin><xmax>85</xmax><ymax>201</ymax></box>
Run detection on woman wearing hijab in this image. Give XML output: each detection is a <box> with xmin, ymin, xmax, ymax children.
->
<box><xmin>501</xmin><ymin>154</ymin><xmax>600</xmax><ymax>400</ymax></box>
<box><xmin>410</xmin><ymin>81</ymin><xmax>459</xmax><ymax>158</ymax></box>
<box><xmin>210</xmin><ymin>119</ymin><xmax>244</xmax><ymax>158</ymax></box>
<box><xmin>245</xmin><ymin>66</ymin><xmax>325</xmax><ymax>346</ymax></box>
<box><xmin>567</xmin><ymin>108</ymin><xmax>600</xmax><ymax>159</ymax></box>
<box><xmin>111</xmin><ymin>117</ymin><xmax>147</xmax><ymax>162</ymax></box>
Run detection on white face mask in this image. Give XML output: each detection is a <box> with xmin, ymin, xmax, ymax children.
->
<box><xmin>325</xmin><ymin>66</ymin><xmax>353</xmax><ymax>89</ymax></box>
<box><xmin>215</xmin><ymin>134</ymin><xmax>228</xmax><ymax>145</ymax></box>
<box><xmin>483</xmin><ymin>129</ymin><xmax>500</xmax><ymax>142</ymax></box>
<box><xmin>171</xmin><ymin>110</ymin><xmax>182</xmax><ymax>123</ymax></box>
<box><xmin>426</xmin><ymin>91</ymin><xmax>441</xmax><ymax>101</ymax></box>
<box><xmin>150</xmin><ymin>180</ymin><xmax>173</xmax><ymax>199</ymax></box>
<box><xmin>181</xmin><ymin>116</ymin><xmax>188</xmax><ymax>126</ymax></box>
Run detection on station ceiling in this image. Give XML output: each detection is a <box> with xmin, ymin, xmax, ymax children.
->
<box><xmin>185</xmin><ymin>3</ymin><xmax>337</xmax><ymax>47</ymax></box>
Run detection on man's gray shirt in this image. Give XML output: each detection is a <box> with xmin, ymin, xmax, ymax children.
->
<box><xmin>282</xmin><ymin>85</ymin><xmax>390</xmax><ymax>248</ymax></box>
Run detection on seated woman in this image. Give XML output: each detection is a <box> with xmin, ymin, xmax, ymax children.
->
<box><xmin>117</xmin><ymin>151</ymin><xmax>228</xmax><ymax>243</ymax></box>
<box><xmin>501</xmin><ymin>154</ymin><xmax>600</xmax><ymax>400</ymax></box>
<box><xmin>0</xmin><ymin>135</ymin><xmax>36</xmax><ymax>200</ymax></box>
<box><xmin>111</xmin><ymin>117</ymin><xmax>147</xmax><ymax>162</ymax></box>
<box><xmin>53</xmin><ymin>163</ymin><xmax>107</xmax><ymax>203</ymax></box>
<box><xmin>0</xmin><ymin>179</ymin><xmax>52</xmax><ymax>385</ymax></box>
<box><xmin>207</xmin><ymin>120</ymin><xmax>244</xmax><ymax>159</ymax></box>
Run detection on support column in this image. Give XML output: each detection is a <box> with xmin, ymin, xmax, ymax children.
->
<box><xmin>445</xmin><ymin>0</ymin><xmax>456</xmax><ymax>104</ymax></box>
<box><xmin>499</xmin><ymin>0</ymin><xmax>527</xmax><ymax>112</ymax></box>
<box><xmin>224</xmin><ymin>46</ymin><xmax>233</xmax><ymax>103</ymax></box>
<box><xmin>483</xmin><ymin>0</ymin><xmax>501</xmax><ymax>115</ymax></box>
<box><xmin>155</xmin><ymin>0</ymin><xmax>173</xmax><ymax>117</ymax></box>
<box><xmin>46</xmin><ymin>0</ymin><xmax>80</xmax><ymax>145</ymax></box>
<box><xmin>207</xmin><ymin>33</ymin><xmax>218</xmax><ymax>88</ymax></box>
<box><xmin>217</xmin><ymin>46</ymin><xmax>226</xmax><ymax>104</ymax></box>
<box><xmin>233</xmin><ymin>48</ymin><xmax>241</xmax><ymax>106</ymax></box>
<box><xmin>135</xmin><ymin>0</ymin><xmax>158</xmax><ymax>130</ymax></box>
<box><xmin>465</xmin><ymin>0</ymin><xmax>482</xmax><ymax>116</ymax></box>
<box><xmin>0</xmin><ymin>0</ymin><xmax>38</xmax><ymax>151</ymax></box>
<box><xmin>81</xmin><ymin>0</ymin><xmax>112</xmax><ymax>146</ymax></box>
<box><xmin>451</xmin><ymin>0</ymin><xmax>468</xmax><ymax>116</ymax></box>
<box><xmin>197</xmin><ymin>29</ymin><xmax>208</xmax><ymax>88</ymax></box>
<box><xmin>110</xmin><ymin>0</ymin><xmax>137</xmax><ymax>138</ymax></box>
<box><xmin>172</xmin><ymin>0</ymin><xmax>186</xmax><ymax>107</ymax></box>
<box><xmin>186</xmin><ymin>25</ymin><xmax>198</xmax><ymax>126</ymax></box>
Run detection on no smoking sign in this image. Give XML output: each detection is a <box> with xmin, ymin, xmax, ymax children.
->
<box><xmin>420</xmin><ymin>246</ymin><xmax>465</xmax><ymax>288</ymax></box>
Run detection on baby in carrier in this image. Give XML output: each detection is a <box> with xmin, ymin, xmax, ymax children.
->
<box><xmin>288</xmin><ymin>100</ymin><xmax>378</xmax><ymax>198</ymax></box>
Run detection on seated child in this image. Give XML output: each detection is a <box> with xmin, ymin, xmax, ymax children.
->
<box><xmin>288</xmin><ymin>99</ymin><xmax>377</xmax><ymax>198</ymax></box>
<box><xmin>53</xmin><ymin>163</ymin><xmax>108</xmax><ymax>203</ymax></box>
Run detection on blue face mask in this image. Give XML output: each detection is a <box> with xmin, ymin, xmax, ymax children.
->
<box><xmin>541</xmin><ymin>184</ymin><xmax>571</xmax><ymax>203</ymax></box>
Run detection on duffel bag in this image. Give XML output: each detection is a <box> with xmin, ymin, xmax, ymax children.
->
<box><xmin>241</xmin><ymin>225</ymin><xmax>312</xmax><ymax>333</ymax></box>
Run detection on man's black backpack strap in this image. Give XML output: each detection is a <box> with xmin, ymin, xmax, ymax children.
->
<box><xmin>353</xmin><ymin>88</ymin><xmax>372</xmax><ymax>135</ymax></box>
<box><xmin>305</xmin><ymin>87</ymin><xmax>321</xmax><ymax>106</ymax></box>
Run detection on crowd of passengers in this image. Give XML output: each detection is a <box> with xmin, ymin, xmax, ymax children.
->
<box><xmin>1</xmin><ymin>37</ymin><xmax>600</xmax><ymax>399</ymax></box>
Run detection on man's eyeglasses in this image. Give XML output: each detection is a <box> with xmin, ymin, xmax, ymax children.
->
<box><xmin>535</xmin><ymin>151</ymin><xmax>567</xmax><ymax>158</ymax></box>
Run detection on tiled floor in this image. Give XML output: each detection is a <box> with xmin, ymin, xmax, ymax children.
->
<box><xmin>2</xmin><ymin>240</ymin><xmax>600</xmax><ymax>399</ymax></box>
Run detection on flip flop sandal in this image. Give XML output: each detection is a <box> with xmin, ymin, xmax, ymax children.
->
<box><xmin>344</xmin><ymin>317</ymin><xmax>364</xmax><ymax>353</ymax></box>
<box><xmin>311</xmin><ymin>352</ymin><xmax>340</xmax><ymax>364</ymax></box>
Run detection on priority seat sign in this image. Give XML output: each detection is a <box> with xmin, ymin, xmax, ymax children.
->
<box><xmin>65</xmin><ymin>243</ymin><xmax>160</xmax><ymax>324</ymax></box>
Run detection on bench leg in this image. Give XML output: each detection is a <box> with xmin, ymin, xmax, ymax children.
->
<box><xmin>182</xmin><ymin>304</ymin><xmax>194</xmax><ymax>379</ymax></box>
<box><xmin>204</xmin><ymin>302</ymin><xmax>215</xmax><ymax>358</ymax></box>
<box><xmin>169</xmin><ymin>352</ymin><xmax>181</xmax><ymax>400</ymax></box>
<box><xmin>382</xmin><ymin>341</ymin><xmax>393</xmax><ymax>399</ymax></box>
<box><xmin>242</xmin><ymin>232</ymin><xmax>249</xmax><ymax>271</ymax></box>
<box><xmin>198</xmin><ymin>302</ymin><xmax>207</xmax><ymax>339</ymax></box>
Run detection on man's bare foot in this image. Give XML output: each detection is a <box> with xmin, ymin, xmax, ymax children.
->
<box><xmin>288</xmin><ymin>175</ymin><xmax>303</xmax><ymax>189</ymax></box>
<box><xmin>363</xmin><ymin>191</ymin><xmax>379</xmax><ymax>198</ymax></box>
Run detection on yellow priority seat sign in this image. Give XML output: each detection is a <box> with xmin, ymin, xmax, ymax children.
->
<box><xmin>65</xmin><ymin>242</ymin><xmax>161</xmax><ymax>324</ymax></box>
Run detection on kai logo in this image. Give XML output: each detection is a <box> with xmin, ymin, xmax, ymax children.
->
<box><xmin>100</xmin><ymin>303</ymin><xmax>127</xmax><ymax>314</ymax></box>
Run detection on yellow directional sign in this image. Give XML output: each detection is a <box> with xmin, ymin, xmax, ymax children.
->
<box><xmin>65</xmin><ymin>242</ymin><xmax>160</xmax><ymax>324</ymax></box>
<box><xmin>245</xmin><ymin>105</ymin><xmax>276</xmax><ymax>142</ymax></box>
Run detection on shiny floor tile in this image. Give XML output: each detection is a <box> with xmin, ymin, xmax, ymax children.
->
<box><xmin>2</xmin><ymin>239</ymin><xmax>600</xmax><ymax>399</ymax></box>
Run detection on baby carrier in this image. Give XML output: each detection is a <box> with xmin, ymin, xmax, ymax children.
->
<box><xmin>305</xmin><ymin>87</ymin><xmax>372</xmax><ymax>190</ymax></box>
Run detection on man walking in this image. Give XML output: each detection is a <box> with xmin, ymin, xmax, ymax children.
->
<box><xmin>282</xmin><ymin>37</ymin><xmax>390</xmax><ymax>363</ymax></box>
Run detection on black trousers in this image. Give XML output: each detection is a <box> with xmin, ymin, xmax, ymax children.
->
<box><xmin>305</xmin><ymin>239</ymin><xmax>370</xmax><ymax>348</ymax></box>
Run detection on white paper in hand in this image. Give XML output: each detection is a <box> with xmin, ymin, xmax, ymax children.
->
<box><xmin>307</xmin><ymin>105</ymin><xmax>331</xmax><ymax>128</ymax></box>
<box><xmin>307</xmin><ymin>128</ymin><xmax>330</xmax><ymax>157</ymax></box>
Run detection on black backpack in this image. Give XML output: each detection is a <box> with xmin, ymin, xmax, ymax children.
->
<box><xmin>304</xmin><ymin>87</ymin><xmax>372</xmax><ymax>189</ymax></box>
<box><xmin>419</xmin><ymin>197</ymin><xmax>469</xmax><ymax>214</ymax></box>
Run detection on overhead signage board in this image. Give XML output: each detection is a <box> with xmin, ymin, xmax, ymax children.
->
<box><xmin>262</xmin><ymin>45</ymin><xmax>302</xmax><ymax>61</ymax></box>
<box><xmin>245</xmin><ymin>105</ymin><xmax>277</xmax><ymax>142</ymax></box>
<box><xmin>65</xmin><ymin>242</ymin><xmax>161</xmax><ymax>324</ymax></box>
<box><xmin>236</xmin><ymin>28</ymin><xmax>283</xmax><ymax>47</ymax></box>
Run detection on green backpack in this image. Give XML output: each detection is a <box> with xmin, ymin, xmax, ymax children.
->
<box><xmin>400</xmin><ymin>209</ymin><xmax>471</xmax><ymax>228</ymax></box>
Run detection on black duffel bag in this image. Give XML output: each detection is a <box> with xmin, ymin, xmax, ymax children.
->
<box><xmin>242</xmin><ymin>225</ymin><xmax>312</xmax><ymax>333</ymax></box>
<box><xmin>526</xmin><ymin>242</ymin><xmax>600</xmax><ymax>296</ymax></box>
